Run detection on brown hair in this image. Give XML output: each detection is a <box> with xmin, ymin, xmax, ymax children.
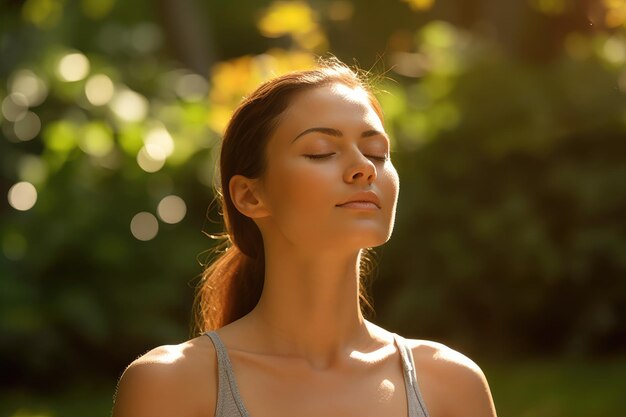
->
<box><xmin>193</xmin><ymin>58</ymin><xmax>383</xmax><ymax>333</ymax></box>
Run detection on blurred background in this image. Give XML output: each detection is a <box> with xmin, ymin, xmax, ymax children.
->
<box><xmin>1</xmin><ymin>0</ymin><xmax>625</xmax><ymax>416</ymax></box>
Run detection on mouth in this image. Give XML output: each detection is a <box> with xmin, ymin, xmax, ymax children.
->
<box><xmin>336</xmin><ymin>192</ymin><xmax>381</xmax><ymax>209</ymax></box>
<box><xmin>336</xmin><ymin>201</ymin><xmax>380</xmax><ymax>210</ymax></box>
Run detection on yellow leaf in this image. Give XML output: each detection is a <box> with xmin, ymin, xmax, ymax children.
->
<box><xmin>258</xmin><ymin>1</ymin><xmax>318</xmax><ymax>38</ymax></box>
<box><xmin>402</xmin><ymin>0</ymin><xmax>435</xmax><ymax>12</ymax></box>
<box><xmin>207</xmin><ymin>50</ymin><xmax>317</xmax><ymax>134</ymax></box>
<box><xmin>603</xmin><ymin>0</ymin><xmax>626</xmax><ymax>28</ymax></box>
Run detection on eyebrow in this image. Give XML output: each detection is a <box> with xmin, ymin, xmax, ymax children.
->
<box><xmin>291</xmin><ymin>127</ymin><xmax>389</xmax><ymax>143</ymax></box>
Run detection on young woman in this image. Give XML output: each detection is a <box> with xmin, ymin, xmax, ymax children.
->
<box><xmin>112</xmin><ymin>59</ymin><xmax>497</xmax><ymax>417</ymax></box>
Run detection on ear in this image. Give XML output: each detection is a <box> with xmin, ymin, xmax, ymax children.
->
<box><xmin>229</xmin><ymin>174</ymin><xmax>270</xmax><ymax>219</ymax></box>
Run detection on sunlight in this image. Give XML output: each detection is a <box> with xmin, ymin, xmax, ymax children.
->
<box><xmin>378</xmin><ymin>379</ymin><xmax>395</xmax><ymax>402</ymax></box>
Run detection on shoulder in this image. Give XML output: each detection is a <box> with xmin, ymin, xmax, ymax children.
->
<box><xmin>112</xmin><ymin>334</ymin><xmax>217</xmax><ymax>417</ymax></box>
<box><xmin>405</xmin><ymin>338</ymin><xmax>497</xmax><ymax>417</ymax></box>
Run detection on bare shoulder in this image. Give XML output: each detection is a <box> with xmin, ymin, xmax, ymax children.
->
<box><xmin>112</xmin><ymin>335</ymin><xmax>217</xmax><ymax>417</ymax></box>
<box><xmin>405</xmin><ymin>338</ymin><xmax>497</xmax><ymax>417</ymax></box>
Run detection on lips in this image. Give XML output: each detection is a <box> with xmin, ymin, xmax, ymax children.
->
<box><xmin>336</xmin><ymin>191</ymin><xmax>381</xmax><ymax>209</ymax></box>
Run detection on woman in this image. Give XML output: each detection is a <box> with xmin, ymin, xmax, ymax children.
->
<box><xmin>112</xmin><ymin>58</ymin><xmax>497</xmax><ymax>417</ymax></box>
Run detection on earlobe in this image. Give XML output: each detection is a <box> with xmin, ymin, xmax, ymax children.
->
<box><xmin>229</xmin><ymin>175</ymin><xmax>270</xmax><ymax>219</ymax></box>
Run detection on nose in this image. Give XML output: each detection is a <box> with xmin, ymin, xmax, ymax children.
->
<box><xmin>344</xmin><ymin>151</ymin><xmax>377</xmax><ymax>185</ymax></box>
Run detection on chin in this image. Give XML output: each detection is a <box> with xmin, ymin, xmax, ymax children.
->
<box><xmin>340</xmin><ymin>227</ymin><xmax>391</xmax><ymax>249</ymax></box>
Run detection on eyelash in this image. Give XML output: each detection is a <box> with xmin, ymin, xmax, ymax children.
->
<box><xmin>304</xmin><ymin>153</ymin><xmax>388</xmax><ymax>162</ymax></box>
<box><xmin>304</xmin><ymin>153</ymin><xmax>335</xmax><ymax>160</ymax></box>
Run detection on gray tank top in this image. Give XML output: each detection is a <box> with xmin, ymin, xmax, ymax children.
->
<box><xmin>204</xmin><ymin>331</ymin><xmax>430</xmax><ymax>417</ymax></box>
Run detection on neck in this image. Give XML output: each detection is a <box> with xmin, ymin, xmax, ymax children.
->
<box><xmin>246</xmin><ymin>243</ymin><xmax>372</xmax><ymax>369</ymax></box>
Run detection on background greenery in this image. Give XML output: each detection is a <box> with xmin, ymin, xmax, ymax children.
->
<box><xmin>1</xmin><ymin>0</ymin><xmax>625</xmax><ymax>416</ymax></box>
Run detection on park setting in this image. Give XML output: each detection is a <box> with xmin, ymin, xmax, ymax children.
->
<box><xmin>1</xmin><ymin>0</ymin><xmax>625</xmax><ymax>416</ymax></box>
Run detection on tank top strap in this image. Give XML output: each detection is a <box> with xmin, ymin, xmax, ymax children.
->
<box><xmin>203</xmin><ymin>331</ymin><xmax>250</xmax><ymax>417</ymax></box>
<box><xmin>392</xmin><ymin>333</ymin><xmax>431</xmax><ymax>417</ymax></box>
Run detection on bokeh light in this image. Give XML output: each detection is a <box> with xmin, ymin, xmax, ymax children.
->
<box><xmin>136</xmin><ymin>145</ymin><xmax>166</xmax><ymax>173</ymax></box>
<box><xmin>144</xmin><ymin>125</ymin><xmax>175</xmax><ymax>157</ymax></box>
<box><xmin>9</xmin><ymin>69</ymin><xmax>48</xmax><ymax>107</ymax></box>
<box><xmin>157</xmin><ymin>195</ymin><xmax>187</xmax><ymax>224</ymax></box>
<box><xmin>130</xmin><ymin>211</ymin><xmax>159</xmax><ymax>241</ymax></box>
<box><xmin>17</xmin><ymin>155</ymin><xmax>48</xmax><ymax>185</ymax></box>
<box><xmin>85</xmin><ymin>74</ymin><xmax>115</xmax><ymax>106</ymax></box>
<box><xmin>8</xmin><ymin>181</ymin><xmax>38</xmax><ymax>211</ymax></box>
<box><xmin>13</xmin><ymin>111</ymin><xmax>41</xmax><ymax>141</ymax></box>
<box><xmin>2</xmin><ymin>93</ymin><xmax>29</xmax><ymax>122</ymax></box>
<box><xmin>601</xmin><ymin>35</ymin><xmax>626</xmax><ymax>65</ymax></box>
<box><xmin>109</xmin><ymin>88</ymin><xmax>149</xmax><ymax>122</ymax></box>
<box><xmin>79</xmin><ymin>122</ymin><xmax>114</xmax><ymax>157</ymax></box>
<box><xmin>57</xmin><ymin>52</ymin><xmax>90</xmax><ymax>82</ymax></box>
<box><xmin>174</xmin><ymin>73</ymin><xmax>208</xmax><ymax>102</ymax></box>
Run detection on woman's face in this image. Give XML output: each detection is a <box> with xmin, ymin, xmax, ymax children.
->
<box><xmin>255</xmin><ymin>82</ymin><xmax>400</xmax><ymax>253</ymax></box>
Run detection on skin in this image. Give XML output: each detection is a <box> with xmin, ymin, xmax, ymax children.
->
<box><xmin>112</xmin><ymin>82</ymin><xmax>497</xmax><ymax>417</ymax></box>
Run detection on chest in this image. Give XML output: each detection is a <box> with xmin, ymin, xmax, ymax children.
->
<box><xmin>225</xmin><ymin>352</ymin><xmax>411</xmax><ymax>417</ymax></box>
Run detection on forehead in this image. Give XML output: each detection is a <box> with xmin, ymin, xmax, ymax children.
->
<box><xmin>275</xmin><ymin>83</ymin><xmax>384</xmax><ymax>139</ymax></box>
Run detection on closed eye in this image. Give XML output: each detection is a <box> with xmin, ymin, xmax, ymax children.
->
<box><xmin>304</xmin><ymin>153</ymin><xmax>335</xmax><ymax>159</ymax></box>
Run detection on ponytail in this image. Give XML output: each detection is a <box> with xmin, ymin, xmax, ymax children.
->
<box><xmin>193</xmin><ymin>238</ymin><xmax>264</xmax><ymax>333</ymax></box>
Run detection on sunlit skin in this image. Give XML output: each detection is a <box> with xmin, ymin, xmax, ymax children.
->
<box><xmin>112</xmin><ymin>83</ymin><xmax>497</xmax><ymax>417</ymax></box>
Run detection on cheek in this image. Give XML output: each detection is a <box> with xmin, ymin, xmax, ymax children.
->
<box><xmin>265</xmin><ymin>160</ymin><xmax>337</xmax><ymax>216</ymax></box>
<box><xmin>382</xmin><ymin>164</ymin><xmax>400</xmax><ymax>203</ymax></box>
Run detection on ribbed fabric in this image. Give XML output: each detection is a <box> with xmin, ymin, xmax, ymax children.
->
<box><xmin>204</xmin><ymin>331</ymin><xmax>430</xmax><ymax>417</ymax></box>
